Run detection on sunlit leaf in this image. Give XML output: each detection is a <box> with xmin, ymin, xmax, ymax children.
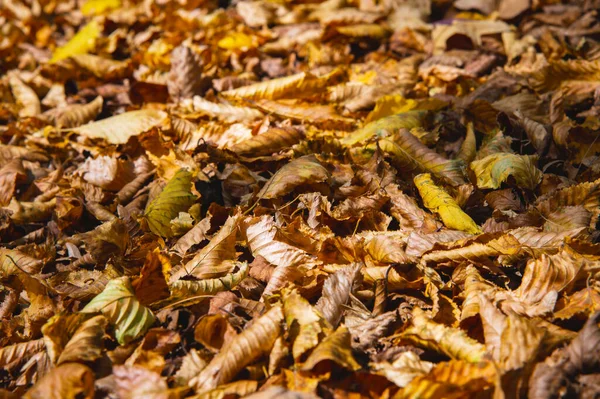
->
<box><xmin>81</xmin><ymin>277</ymin><xmax>155</xmax><ymax>345</ymax></box>
<box><xmin>23</xmin><ymin>363</ymin><xmax>95</xmax><ymax>399</ymax></box>
<box><xmin>400</xmin><ymin>308</ymin><xmax>487</xmax><ymax>363</ymax></box>
<box><xmin>144</xmin><ymin>169</ymin><xmax>197</xmax><ymax>238</ymax></box>
<box><xmin>72</xmin><ymin>109</ymin><xmax>167</xmax><ymax>144</ymax></box>
<box><xmin>380</xmin><ymin>130</ymin><xmax>467</xmax><ymax>186</ymax></box>
<box><xmin>470</xmin><ymin>153</ymin><xmax>542</xmax><ymax>190</ymax></box>
<box><xmin>50</xmin><ymin>19</ymin><xmax>102</xmax><ymax>63</ymax></box>
<box><xmin>414</xmin><ymin>173</ymin><xmax>481</xmax><ymax>234</ymax></box>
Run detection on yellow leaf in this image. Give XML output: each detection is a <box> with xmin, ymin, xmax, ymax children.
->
<box><xmin>81</xmin><ymin>277</ymin><xmax>155</xmax><ymax>345</ymax></box>
<box><xmin>159</xmin><ymin>262</ymin><xmax>248</xmax><ymax>307</ymax></box>
<box><xmin>414</xmin><ymin>173</ymin><xmax>482</xmax><ymax>234</ymax></box>
<box><xmin>144</xmin><ymin>169</ymin><xmax>197</xmax><ymax>238</ymax></box>
<box><xmin>50</xmin><ymin>19</ymin><xmax>102</xmax><ymax>64</ymax></box>
<box><xmin>81</xmin><ymin>0</ymin><xmax>121</xmax><ymax>15</ymax></box>
<box><xmin>342</xmin><ymin>110</ymin><xmax>427</xmax><ymax>146</ymax></box>
<box><xmin>366</xmin><ymin>95</ymin><xmax>447</xmax><ymax>123</ymax></box>
<box><xmin>470</xmin><ymin>153</ymin><xmax>542</xmax><ymax>190</ymax></box>
<box><xmin>217</xmin><ymin>32</ymin><xmax>257</xmax><ymax>50</ymax></box>
<box><xmin>72</xmin><ymin>109</ymin><xmax>167</xmax><ymax>144</ymax></box>
<box><xmin>223</xmin><ymin>69</ymin><xmax>344</xmax><ymax>101</ymax></box>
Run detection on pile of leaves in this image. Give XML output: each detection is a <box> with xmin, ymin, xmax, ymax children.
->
<box><xmin>2</xmin><ymin>0</ymin><xmax>600</xmax><ymax>397</ymax></box>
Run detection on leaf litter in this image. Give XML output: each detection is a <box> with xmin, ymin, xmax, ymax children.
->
<box><xmin>1</xmin><ymin>0</ymin><xmax>600</xmax><ymax>398</ymax></box>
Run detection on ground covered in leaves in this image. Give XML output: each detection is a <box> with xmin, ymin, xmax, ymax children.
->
<box><xmin>2</xmin><ymin>0</ymin><xmax>600</xmax><ymax>398</ymax></box>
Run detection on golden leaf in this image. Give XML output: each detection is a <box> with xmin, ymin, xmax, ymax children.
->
<box><xmin>71</xmin><ymin>54</ymin><xmax>130</xmax><ymax>79</ymax></box>
<box><xmin>253</xmin><ymin>99</ymin><xmax>356</xmax><ymax>130</ymax></box>
<box><xmin>190</xmin><ymin>96</ymin><xmax>263</xmax><ymax>123</ymax></box>
<box><xmin>394</xmin><ymin>360</ymin><xmax>496</xmax><ymax>399</ymax></box>
<box><xmin>342</xmin><ymin>111</ymin><xmax>427</xmax><ymax>146</ymax></box>
<box><xmin>554</xmin><ymin>286</ymin><xmax>600</xmax><ymax>319</ymax></box>
<box><xmin>382</xmin><ymin>138</ymin><xmax>465</xmax><ymax>186</ymax></box>
<box><xmin>50</xmin><ymin>19</ymin><xmax>102</xmax><ymax>63</ymax></box>
<box><xmin>401</xmin><ymin>308</ymin><xmax>487</xmax><ymax>363</ymax></box>
<box><xmin>223</xmin><ymin>69</ymin><xmax>344</xmax><ymax>101</ymax></box>
<box><xmin>283</xmin><ymin>288</ymin><xmax>329</xmax><ymax>361</ymax></box>
<box><xmin>41</xmin><ymin>313</ymin><xmax>107</xmax><ymax>365</ymax></box>
<box><xmin>173</xmin><ymin>214</ymin><xmax>239</xmax><ymax>280</ymax></box>
<box><xmin>217</xmin><ymin>32</ymin><xmax>257</xmax><ymax>51</ymax></box>
<box><xmin>9</xmin><ymin>75</ymin><xmax>40</xmax><ymax>117</ymax></box>
<box><xmin>81</xmin><ymin>0</ymin><xmax>121</xmax><ymax>15</ymax></box>
<box><xmin>72</xmin><ymin>109</ymin><xmax>167</xmax><ymax>144</ymax></box>
<box><xmin>414</xmin><ymin>173</ymin><xmax>481</xmax><ymax>234</ymax></box>
<box><xmin>371</xmin><ymin>351</ymin><xmax>434</xmax><ymax>387</ymax></box>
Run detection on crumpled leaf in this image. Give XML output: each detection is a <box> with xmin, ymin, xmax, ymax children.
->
<box><xmin>470</xmin><ymin>153</ymin><xmax>543</xmax><ymax>190</ymax></box>
<box><xmin>81</xmin><ymin>277</ymin><xmax>155</xmax><ymax>345</ymax></box>
<box><xmin>9</xmin><ymin>75</ymin><xmax>40</xmax><ymax>117</ymax></box>
<box><xmin>113</xmin><ymin>365</ymin><xmax>171</xmax><ymax>399</ymax></box>
<box><xmin>47</xmin><ymin>96</ymin><xmax>103</xmax><ymax>129</ymax></box>
<box><xmin>144</xmin><ymin>169</ymin><xmax>197</xmax><ymax>237</ymax></box>
<box><xmin>414</xmin><ymin>173</ymin><xmax>482</xmax><ymax>234</ymax></box>
<box><xmin>371</xmin><ymin>351</ymin><xmax>434</xmax><ymax>388</ymax></box>
<box><xmin>168</xmin><ymin>45</ymin><xmax>207</xmax><ymax>101</ymax></box>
